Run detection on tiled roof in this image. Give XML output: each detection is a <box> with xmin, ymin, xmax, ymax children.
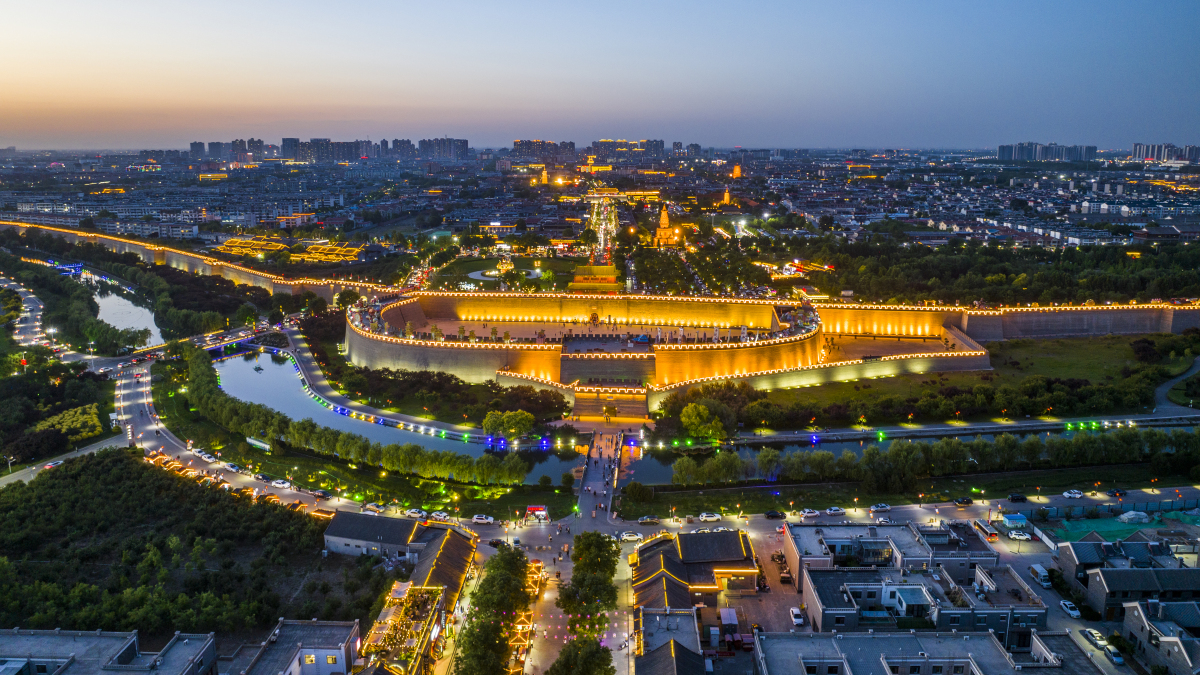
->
<box><xmin>324</xmin><ymin>511</ymin><xmax>419</xmax><ymax>547</ymax></box>
<box><xmin>635</xmin><ymin>639</ymin><xmax>705</xmax><ymax>675</ymax></box>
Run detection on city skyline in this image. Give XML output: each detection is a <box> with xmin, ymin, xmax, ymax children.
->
<box><xmin>2</xmin><ymin>1</ymin><xmax>1198</xmax><ymax>150</ymax></box>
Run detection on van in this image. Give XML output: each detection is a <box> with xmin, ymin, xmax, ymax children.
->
<box><xmin>1028</xmin><ymin>563</ymin><xmax>1052</xmax><ymax>588</ymax></box>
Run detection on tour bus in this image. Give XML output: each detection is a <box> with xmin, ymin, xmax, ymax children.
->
<box><xmin>973</xmin><ymin>518</ymin><xmax>999</xmax><ymax>542</ymax></box>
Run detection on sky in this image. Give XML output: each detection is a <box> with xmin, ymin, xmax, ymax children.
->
<box><xmin>2</xmin><ymin>0</ymin><xmax>1198</xmax><ymax>151</ymax></box>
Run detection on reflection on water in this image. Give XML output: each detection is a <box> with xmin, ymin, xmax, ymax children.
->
<box><xmin>213</xmin><ymin>351</ymin><xmax>582</xmax><ymax>484</ymax></box>
<box><xmin>92</xmin><ymin>285</ymin><xmax>164</xmax><ymax>345</ymax></box>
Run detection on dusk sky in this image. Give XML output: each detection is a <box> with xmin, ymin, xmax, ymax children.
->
<box><xmin>3</xmin><ymin>0</ymin><xmax>1198</xmax><ymax>150</ymax></box>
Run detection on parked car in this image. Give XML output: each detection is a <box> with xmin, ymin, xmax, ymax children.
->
<box><xmin>253</xmin><ymin>473</ymin><xmax>269</xmax><ymax>482</ymax></box>
<box><xmin>488</xmin><ymin>539</ymin><xmax>505</xmax><ymax>548</ymax></box>
<box><xmin>692</xmin><ymin>528</ymin><xmax>712</xmax><ymax>534</ymax></box>
<box><xmin>800</xmin><ymin>508</ymin><xmax>820</xmax><ymax>518</ymax></box>
<box><xmin>405</xmin><ymin>508</ymin><xmax>428</xmax><ymax>519</ymax></box>
<box><xmin>876</xmin><ymin>518</ymin><xmax>892</xmax><ymax>525</ymax></box>
<box><xmin>1060</xmin><ymin>600</ymin><xmax>1081</xmax><ymax>618</ymax></box>
<box><xmin>698</xmin><ymin>512</ymin><xmax>722</xmax><ymax>522</ymax></box>
<box><xmin>825</xmin><ymin>506</ymin><xmax>845</xmax><ymax>516</ymax></box>
<box><xmin>1008</xmin><ymin>531</ymin><xmax>1032</xmax><ymax>541</ymax></box>
<box><xmin>638</xmin><ymin>515</ymin><xmax>660</xmax><ymax>525</ymax></box>
<box><xmin>953</xmin><ymin>497</ymin><xmax>973</xmax><ymax>507</ymax></box>
<box><xmin>1008</xmin><ymin>493</ymin><xmax>1027</xmax><ymax>502</ymax></box>
<box><xmin>869</xmin><ymin>503</ymin><xmax>891</xmax><ymax>513</ymax></box>
<box><xmin>1063</xmin><ymin>490</ymin><xmax>1084</xmax><ymax>499</ymax></box>
<box><xmin>1102</xmin><ymin>645</ymin><xmax>1124</xmax><ymax>665</ymax></box>
<box><xmin>1106</xmin><ymin>488</ymin><xmax>1127</xmax><ymax>497</ymax></box>
<box><xmin>620</xmin><ymin>531</ymin><xmax>644</xmax><ymax>542</ymax></box>
<box><xmin>472</xmin><ymin>514</ymin><xmax>495</xmax><ymax>525</ymax></box>
<box><xmin>1082</xmin><ymin>629</ymin><xmax>1108</xmax><ymax>648</ymax></box>
<box><xmin>224</xmin><ymin>462</ymin><xmax>242</xmax><ymax>472</ymax></box>
<box><xmin>364</xmin><ymin>503</ymin><xmax>384</xmax><ymax>513</ymax></box>
<box><xmin>310</xmin><ymin>489</ymin><xmax>331</xmax><ymax>499</ymax></box>
<box><xmin>764</xmin><ymin>510</ymin><xmax>787</xmax><ymax>520</ymax></box>
<box><xmin>712</xmin><ymin>527</ymin><xmax>734</xmax><ymax>533</ymax></box>
<box><xmin>789</xmin><ymin>607</ymin><xmax>805</xmax><ymax>626</ymax></box>
<box><xmin>270</xmin><ymin>479</ymin><xmax>291</xmax><ymax>489</ymax></box>
<box><xmin>431</xmin><ymin>511</ymin><xmax>451</xmax><ymax>521</ymax></box>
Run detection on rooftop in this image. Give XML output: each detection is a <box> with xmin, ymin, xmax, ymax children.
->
<box><xmin>756</xmin><ymin>631</ymin><xmax>1104</xmax><ymax>675</ymax></box>
<box><xmin>324</xmin><ymin>511</ymin><xmax>419</xmax><ymax>547</ymax></box>
<box><xmin>240</xmin><ymin>621</ymin><xmax>358</xmax><ymax>675</ymax></box>
<box><xmin>0</xmin><ymin>630</ymin><xmax>212</xmax><ymax>675</ymax></box>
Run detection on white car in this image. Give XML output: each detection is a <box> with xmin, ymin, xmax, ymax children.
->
<box><xmin>471</xmin><ymin>514</ymin><xmax>494</xmax><ymax>525</ymax></box>
<box><xmin>1008</xmin><ymin>530</ymin><xmax>1032</xmax><ymax>541</ymax></box>
<box><xmin>405</xmin><ymin>508</ymin><xmax>428</xmax><ymax>519</ymax></box>
<box><xmin>789</xmin><ymin>607</ymin><xmax>805</xmax><ymax>626</ymax></box>
<box><xmin>270</xmin><ymin>479</ymin><xmax>291</xmax><ymax>489</ymax></box>
<box><xmin>620</xmin><ymin>531</ymin><xmax>644</xmax><ymax>542</ymax></box>
<box><xmin>363</xmin><ymin>503</ymin><xmax>384</xmax><ymax>513</ymax></box>
<box><xmin>1063</xmin><ymin>490</ymin><xmax>1084</xmax><ymax>499</ymax></box>
<box><xmin>224</xmin><ymin>462</ymin><xmax>242</xmax><ymax>472</ymax></box>
<box><xmin>869</xmin><ymin>503</ymin><xmax>891</xmax><ymax>513</ymax></box>
<box><xmin>430</xmin><ymin>511</ymin><xmax>451</xmax><ymax>521</ymax></box>
<box><xmin>800</xmin><ymin>508</ymin><xmax>820</xmax><ymax>519</ymax></box>
<box><xmin>712</xmin><ymin>527</ymin><xmax>734</xmax><ymax>533</ymax></box>
<box><xmin>1082</xmin><ymin>629</ymin><xmax>1108</xmax><ymax>648</ymax></box>
<box><xmin>698</xmin><ymin>512</ymin><xmax>722</xmax><ymax>522</ymax></box>
<box><xmin>692</xmin><ymin>528</ymin><xmax>712</xmax><ymax>534</ymax></box>
<box><xmin>1060</xmin><ymin>600</ymin><xmax>1081</xmax><ymax>619</ymax></box>
<box><xmin>826</xmin><ymin>506</ymin><xmax>846</xmax><ymax>516</ymax></box>
<box><xmin>876</xmin><ymin>518</ymin><xmax>892</xmax><ymax>525</ymax></box>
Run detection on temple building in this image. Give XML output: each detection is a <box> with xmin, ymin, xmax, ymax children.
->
<box><xmin>652</xmin><ymin>206</ymin><xmax>681</xmax><ymax>248</ymax></box>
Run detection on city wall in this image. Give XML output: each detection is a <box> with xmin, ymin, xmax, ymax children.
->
<box><xmin>0</xmin><ymin>221</ymin><xmax>387</xmax><ymax>304</ymax></box>
<box><xmin>645</xmin><ymin>326</ymin><xmax>987</xmax><ymax>409</ymax></box>
<box><xmin>412</xmin><ymin>292</ymin><xmax>780</xmax><ymax>329</ymax></box>
<box><xmin>344</xmin><ymin>322</ymin><xmax>562</xmax><ymax>383</ymax></box>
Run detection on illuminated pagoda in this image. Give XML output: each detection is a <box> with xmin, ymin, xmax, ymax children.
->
<box><xmin>652</xmin><ymin>205</ymin><xmax>681</xmax><ymax>249</ymax></box>
<box><xmin>566</xmin><ymin>264</ymin><xmax>622</xmax><ymax>295</ymax></box>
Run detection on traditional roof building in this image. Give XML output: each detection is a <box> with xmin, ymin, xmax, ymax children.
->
<box><xmin>566</xmin><ymin>264</ymin><xmax>622</xmax><ymax>294</ymax></box>
<box><xmin>652</xmin><ymin>206</ymin><xmax>681</xmax><ymax>248</ymax></box>
<box><xmin>631</xmin><ymin>530</ymin><xmax>759</xmax><ymax>608</ymax></box>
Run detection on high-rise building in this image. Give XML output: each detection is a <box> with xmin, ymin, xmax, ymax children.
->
<box><xmin>247</xmin><ymin>138</ymin><xmax>264</xmax><ymax>159</ymax></box>
<box><xmin>380</xmin><ymin>139</ymin><xmax>389</xmax><ymax>155</ymax></box>
<box><xmin>686</xmin><ymin>143</ymin><xmax>701</xmax><ymax>157</ymax></box>
<box><xmin>207</xmin><ymin>142</ymin><xmax>225</xmax><ymax>160</ymax></box>
<box><xmin>392</xmin><ymin>139</ymin><xmax>416</xmax><ymax>159</ymax></box>
<box><xmin>281</xmin><ymin>138</ymin><xmax>300</xmax><ymax>159</ymax></box>
<box><xmin>640</xmin><ymin>139</ymin><xmax>665</xmax><ymax>157</ymax></box>
<box><xmin>998</xmin><ymin>142</ymin><xmax>1095</xmax><ymax>162</ymax></box>
<box><xmin>418</xmin><ymin>138</ymin><xmax>468</xmax><ymax>160</ymax></box>
<box><xmin>190</xmin><ymin>142</ymin><xmax>205</xmax><ymax>158</ymax></box>
<box><xmin>309</xmin><ymin>138</ymin><xmax>332</xmax><ymax>162</ymax></box>
<box><xmin>672</xmin><ymin>141</ymin><xmax>683</xmax><ymax>156</ymax></box>
<box><xmin>1132</xmin><ymin>143</ymin><xmax>1184</xmax><ymax>162</ymax></box>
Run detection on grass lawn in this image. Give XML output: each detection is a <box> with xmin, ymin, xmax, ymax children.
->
<box><xmin>765</xmin><ymin>335</ymin><xmax>1193</xmax><ymax>425</ymax></box>
<box><xmin>1167</xmin><ymin>373</ymin><xmax>1200</xmax><ymax>408</ymax></box>
<box><xmin>150</xmin><ymin>360</ymin><xmax>569</xmax><ymax>517</ymax></box>
<box><xmin>616</xmin><ymin>463</ymin><xmax>1183</xmax><ymax>520</ymax></box>
<box><xmin>429</xmin><ymin>256</ymin><xmax>581</xmax><ymax>292</ymax></box>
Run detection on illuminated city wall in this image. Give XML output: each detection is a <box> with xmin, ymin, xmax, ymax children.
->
<box><xmin>815</xmin><ymin>306</ymin><xmax>962</xmax><ymax>337</ymax></box>
<box><xmin>344</xmin><ymin>322</ymin><xmax>562</xmax><ymax>383</ymax></box>
<box><xmin>0</xmin><ymin>221</ymin><xmax>391</xmax><ymax>303</ymax></box>
<box><xmin>559</xmin><ymin>353</ymin><xmax>655</xmax><ymax>384</ymax></box>
<box><xmin>652</xmin><ymin>331</ymin><xmax>822</xmax><ymax>386</ymax></box>
<box><xmin>414</xmin><ymin>292</ymin><xmax>780</xmax><ymax>329</ymax></box>
<box><xmin>647</xmin><ymin>328</ymin><xmax>989</xmax><ymax>410</ymax></box>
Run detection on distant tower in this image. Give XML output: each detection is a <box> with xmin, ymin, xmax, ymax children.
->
<box><xmin>732</xmin><ymin>165</ymin><xmax>742</xmax><ymax>178</ymax></box>
<box><xmin>540</xmin><ymin>168</ymin><xmax>549</xmax><ymax>185</ymax></box>
<box><xmin>722</xmin><ymin>187</ymin><xmax>731</xmax><ymax>205</ymax></box>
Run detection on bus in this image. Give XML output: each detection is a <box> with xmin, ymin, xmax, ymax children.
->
<box><xmin>973</xmin><ymin>518</ymin><xmax>999</xmax><ymax>542</ymax></box>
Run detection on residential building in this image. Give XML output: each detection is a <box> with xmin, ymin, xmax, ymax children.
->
<box><xmin>190</xmin><ymin>142</ymin><xmax>206</xmax><ymax>158</ymax></box>
<box><xmin>281</xmin><ymin>138</ymin><xmax>300</xmax><ymax>160</ymax></box>
<box><xmin>321</xmin><ymin>511</ymin><xmax>476</xmax><ymax>569</ymax></box>
<box><xmin>753</xmin><ymin>630</ymin><xmax>1104</xmax><ymax>675</ymax></box>
<box><xmin>1084</xmin><ymin>568</ymin><xmax>1200</xmax><ymax>620</ymax></box>
<box><xmin>222</xmin><ymin>620</ymin><xmax>358</xmax><ymax>675</ymax></box>
<box><xmin>783</xmin><ymin>521</ymin><xmax>999</xmax><ymax>586</ymax></box>
<box><xmin>418</xmin><ymin>138</ymin><xmax>468</xmax><ymax>160</ymax></box>
<box><xmin>0</xmin><ymin>629</ymin><xmax>216</xmax><ymax>675</ymax></box>
<box><xmin>799</xmin><ymin>565</ymin><xmax>1047</xmax><ymax>651</ymax></box>
<box><xmin>1122</xmin><ymin>599</ymin><xmax>1200</xmax><ymax>675</ymax></box>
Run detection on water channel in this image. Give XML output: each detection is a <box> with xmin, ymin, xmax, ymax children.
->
<box><xmin>212</xmin><ymin>351</ymin><xmax>585</xmax><ymax>485</ymax></box>
<box><xmin>93</xmin><ymin>284</ymin><xmax>164</xmax><ymax>346</ymax></box>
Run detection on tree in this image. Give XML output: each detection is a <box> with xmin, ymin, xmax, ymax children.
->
<box><xmin>570</xmin><ymin>531</ymin><xmax>621</xmax><ymax>579</ymax></box>
<box><xmin>757</xmin><ymin>447</ymin><xmax>781</xmax><ymax>480</ymax></box>
<box><xmin>680</xmin><ymin>403</ymin><xmax>724</xmax><ymax>439</ymax></box>
<box><xmin>308</xmin><ymin>297</ymin><xmax>327</xmax><ymax>314</ymax></box>
<box><xmin>483</xmin><ymin>410</ymin><xmax>534</xmax><ymax>439</ymax></box>
<box><xmin>545</xmin><ymin>638</ymin><xmax>615</xmax><ymax>675</ymax></box>
<box><xmin>561</xmin><ymin>472</ymin><xmax>575</xmax><ymax>490</ymax></box>
<box><xmin>672</xmin><ymin>455</ymin><xmax>699</xmax><ymax>484</ymax></box>
<box><xmin>578</xmin><ymin>229</ymin><xmax>599</xmax><ymax>250</ymax></box>
<box><xmin>235</xmin><ymin>302</ymin><xmax>259</xmax><ymax>327</ymax></box>
<box><xmin>335</xmin><ymin>290</ymin><xmax>361</xmax><ymax>310</ymax></box>
<box><xmin>538</xmin><ymin>474</ymin><xmax>553</xmax><ymax>488</ymax></box>
<box><xmin>267</xmin><ymin>308</ymin><xmax>285</xmax><ymax>325</ymax></box>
